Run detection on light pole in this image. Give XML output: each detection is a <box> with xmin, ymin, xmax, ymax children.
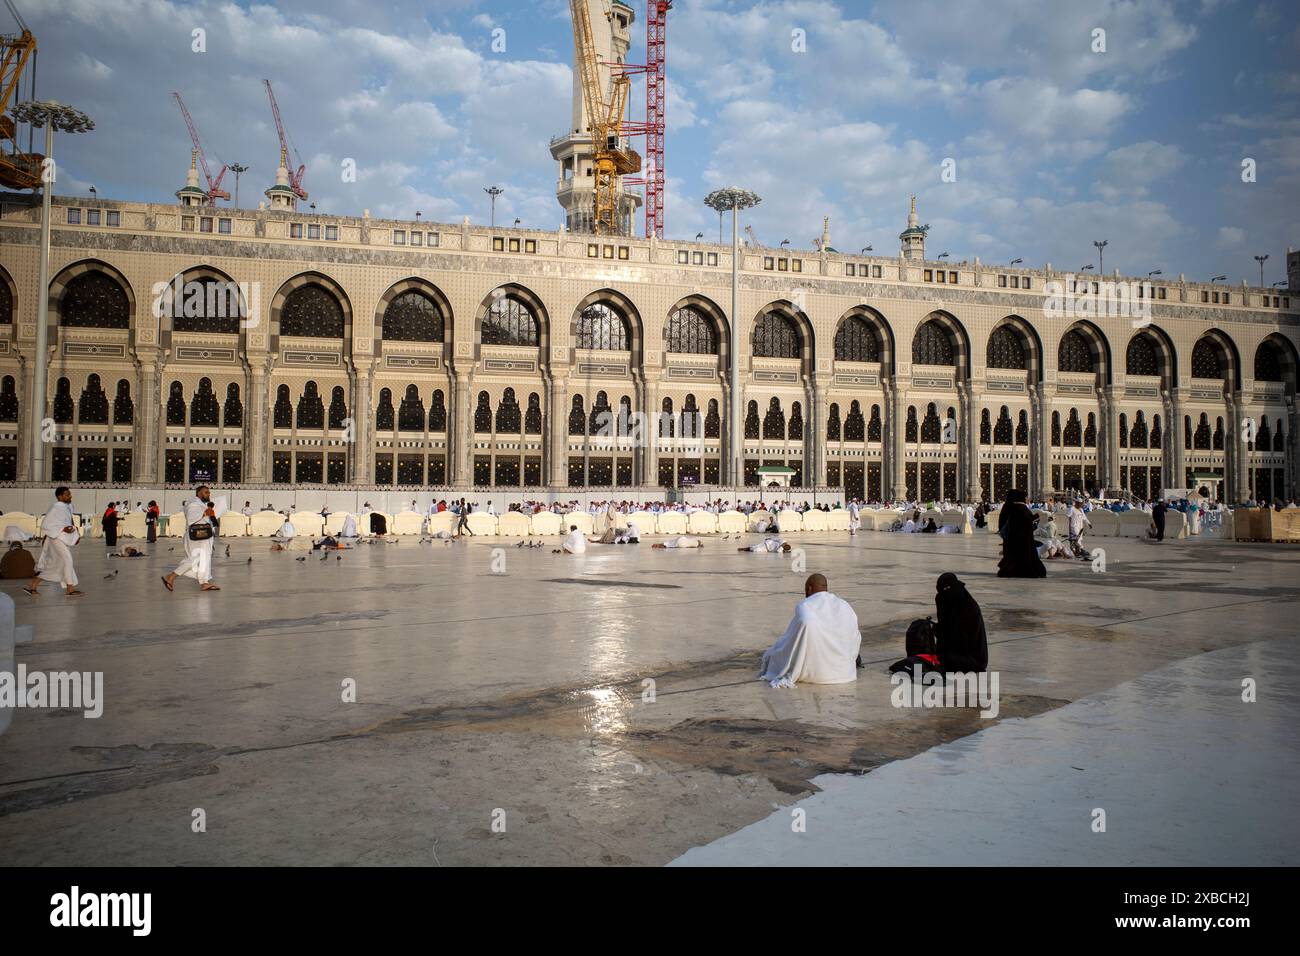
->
<box><xmin>1254</xmin><ymin>254</ymin><xmax>1269</xmax><ymax>288</ymax></box>
<box><xmin>11</xmin><ymin>100</ymin><xmax>94</xmax><ymax>483</ymax></box>
<box><xmin>484</xmin><ymin>186</ymin><xmax>504</xmax><ymax>228</ymax></box>
<box><xmin>1094</xmin><ymin>239</ymin><xmax>1108</xmax><ymax>276</ymax></box>
<box><xmin>704</xmin><ymin>187</ymin><xmax>761</xmax><ymax>489</ymax></box>
<box><xmin>228</xmin><ymin>162</ymin><xmax>248</xmax><ymax>208</ymax></box>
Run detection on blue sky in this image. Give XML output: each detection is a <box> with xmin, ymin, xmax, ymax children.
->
<box><xmin>17</xmin><ymin>0</ymin><xmax>1300</xmax><ymax>285</ymax></box>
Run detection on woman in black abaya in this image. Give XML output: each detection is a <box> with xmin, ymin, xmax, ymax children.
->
<box><xmin>997</xmin><ymin>489</ymin><xmax>1046</xmax><ymax>578</ymax></box>
<box><xmin>934</xmin><ymin>572</ymin><xmax>988</xmax><ymax>673</ymax></box>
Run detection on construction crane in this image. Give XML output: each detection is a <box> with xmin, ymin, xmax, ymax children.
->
<box><xmin>172</xmin><ymin>92</ymin><xmax>229</xmax><ymax>204</ymax></box>
<box><xmin>569</xmin><ymin>0</ymin><xmax>639</xmax><ymax>235</ymax></box>
<box><xmin>744</xmin><ymin>224</ymin><xmax>763</xmax><ymax>248</ymax></box>
<box><xmin>262</xmin><ymin>78</ymin><xmax>307</xmax><ymax>202</ymax></box>
<box><xmin>0</xmin><ymin>0</ymin><xmax>40</xmax><ymax>190</ymax></box>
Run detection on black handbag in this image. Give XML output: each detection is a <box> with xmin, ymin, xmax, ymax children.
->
<box><xmin>188</xmin><ymin>521</ymin><xmax>214</xmax><ymax>541</ymax></box>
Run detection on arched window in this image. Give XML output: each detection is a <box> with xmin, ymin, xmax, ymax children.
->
<box><xmin>1063</xmin><ymin>408</ymin><xmax>1081</xmax><ymax>446</ymax></box>
<box><xmin>383</xmin><ymin>290</ymin><xmax>444</xmax><ymax>342</ymax></box>
<box><xmin>789</xmin><ymin>401</ymin><xmax>803</xmax><ymax>440</ymax></box>
<box><xmin>398</xmin><ymin>385</ymin><xmax>426</xmax><ymax>432</ymax></box>
<box><xmin>1130</xmin><ymin>411</ymin><xmax>1148</xmax><ymax>448</ymax></box>
<box><xmin>868</xmin><ymin>404</ymin><xmax>882</xmax><ymax>442</ymax></box>
<box><xmin>660</xmin><ymin>397</ymin><xmax>675</xmax><ymax>438</ymax></box>
<box><xmin>905</xmin><ymin>406</ymin><xmax>918</xmax><ymax>442</ymax></box>
<box><xmin>1058</xmin><ymin>330</ymin><xmax>1094</xmax><ymax>372</ymax></box>
<box><xmin>921</xmin><ymin>403</ymin><xmax>941</xmax><ymax>443</ymax></box>
<box><xmin>1151</xmin><ymin>414</ymin><xmax>1162</xmax><ymax>449</ymax></box>
<box><xmin>576</xmin><ymin>303</ymin><xmax>629</xmax><ymax>350</ymax></box>
<box><xmin>844</xmin><ymin>400</ymin><xmax>865</xmax><ymax>442</ymax></box>
<box><xmin>495</xmin><ymin>388</ymin><xmax>521</xmax><ymax>433</ymax></box>
<box><xmin>474</xmin><ymin>391</ymin><xmax>493</xmax><ymax>433</ymax></box>
<box><xmin>834</xmin><ymin>316</ymin><xmax>880</xmax><ymax>362</ymax></box>
<box><xmin>705</xmin><ymin>399</ymin><xmax>721</xmax><ymax>439</ymax></box>
<box><xmin>665</xmin><ymin>306</ymin><xmax>717</xmax><ymax>354</ymax></box>
<box><xmin>826</xmin><ymin>403</ymin><xmax>841</xmax><ymax>441</ymax></box>
<box><xmin>191</xmin><ymin>377</ymin><xmax>221</xmax><ymax>427</ymax></box>
<box><xmin>568</xmin><ymin>395</ymin><xmax>586</xmax><ymax>435</ymax></box>
<box><xmin>762</xmin><ymin>397</ymin><xmax>785</xmax><ymax>439</ymax></box>
<box><xmin>744</xmin><ymin>400</ymin><xmax>760</xmax><ymax>439</ymax></box>
<box><xmin>0</xmin><ymin>375</ymin><xmax>17</xmax><ymax>421</ymax></box>
<box><xmin>1118</xmin><ymin>413</ymin><xmax>1128</xmax><ymax>448</ymax></box>
<box><xmin>912</xmin><ymin>320</ymin><xmax>954</xmax><ymax>366</ymax></box>
<box><xmin>681</xmin><ymin>394</ymin><xmax>701</xmax><ymax>438</ymax></box>
<box><xmin>429</xmin><ymin>390</ymin><xmax>447</xmax><ymax>431</ymax></box>
<box><xmin>753</xmin><ymin>312</ymin><xmax>800</xmax><ymax>358</ymax></box>
<box><xmin>1050</xmin><ymin>410</ymin><xmax>1061</xmax><ymax>446</ymax></box>
<box><xmin>1254</xmin><ymin>340</ymin><xmax>1284</xmax><ymax>382</ymax></box>
<box><xmin>1191</xmin><ymin>339</ymin><xmax>1224</xmax><ymax>379</ymax></box>
<box><xmin>1275</xmin><ymin>421</ymin><xmax>1286</xmax><ymax>452</ymax></box>
<box><xmin>0</xmin><ymin>279</ymin><xmax>11</xmax><ymax>324</ymax></box>
<box><xmin>995</xmin><ymin>407</ymin><xmax>1014</xmax><ymax>445</ymax></box>
<box><xmin>78</xmin><ymin>374</ymin><xmax>109</xmax><ymax>424</ymax></box>
<box><xmin>1085</xmin><ymin>413</ymin><xmax>1097</xmax><ymax>447</ymax></box>
<box><xmin>1184</xmin><ymin>415</ymin><xmax>1193</xmax><ymax>450</ymax></box>
<box><xmin>483</xmin><ymin>295</ymin><xmax>539</xmax><ymax>345</ymax></box>
<box><xmin>1257</xmin><ymin>416</ymin><xmax>1272</xmax><ymax>449</ymax></box>
<box><xmin>1126</xmin><ymin>335</ymin><xmax>1159</xmax><ymax>376</ymax></box>
<box><xmin>987</xmin><ymin>326</ymin><xmax>1026</xmax><ymax>369</ymax></box>
<box><xmin>273</xmin><ymin>384</ymin><xmax>292</xmax><ymax>428</ymax></box>
<box><xmin>590</xmin><ymin>391</ymin><xmax>612</xmax><ymax>434</ymax></box>
<box><xmin>167</xmin><ymin>381</ymin><xmax>187</xmax><ymax>426</ymax></box>
<box><xmin>280</xmin><ymin>283</ymin><xmax>344</xmax><ymax>337</ymax></box>
<box><xmin>980</xmin><ymin>408</ymin><xmax>991</xmax><ymax>444</ymax></box>
<box><xmin>376</xmin><ymin>388</ymin><xmax>394</xmax><ymax>430</ymax></box>
<box><xmin>173</xmin><ymin>278</ymin><xmax>240</xmax><ymax>334</ymax></box>
<box><xmin>60</xmin><ymin>272</ymin><xmax>129</xmax><ymax>328</ymax></box>
<box><xmin>110</xmin><ymin>379</ymin><xmax>133</xmax><ymax>426</ymax></box>
<box><xmin>224</xmin><ymin>383</ymin><xmax>242</xmax><ymax>427</ymax></box>
<box><xmin>1015</xmin><ymin>410</ymin><xmax>1028</xmax><ymax>446</ymax></box>
<box><xmin>1213</xmin><ymin>417</ymin><xmax>1224</xmax><ymax>450</ymax></box>
<box><xmin>524</xmin><ymin>393</ymin><xmax>542</xmax><ymax>434</ymax></box>
<box><xmin>328</xmin><ymin>386</ymin><xmax>347</xmax><ymax>429</ymax></box>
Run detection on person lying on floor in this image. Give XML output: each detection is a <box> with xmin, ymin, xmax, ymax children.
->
<box><xmin>739</xmin><ymin>537</ymin><xmax>791</xmax><ymax>553</ymax></box>
<box><xmin>758</xmin><ymin>573</ymin><xmax>861</xmax><ymax>688</ymax></box>
<box><xmin>651</xmin><ymin>536</ymin><xmax>703</xmax><ymax>549</ymax></box>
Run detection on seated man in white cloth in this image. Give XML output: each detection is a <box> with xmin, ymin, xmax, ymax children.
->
<box><xmin>340</xmin><ymin>513</ymin><xmax>358</xmax><ymax>538</ymax></box>
<box><xmin>739</xmin><ymin>537</ymin><xmax>791</xmax><ymax>553</ymax></box>
<box><xmin>555</xmin><ymin>525</ymin><xmax>587</xmax><ymax>554</ymax></box>
<box><xmin>758</xmin><ymin>574</ymin><xmax>860</xmax><ymax>687</ymax></box>
<box><xmin>3</xmin><ymin>522</ymin><xmax>32</xmax><ymax>544</ymax></box>
<box><xmin>274</xmin><ymin>515</ymin><xmax>296</xmax><ymax>543</ymax></box>
<box><xmin>26</xmin><ymin>486</ymin><xmax>84</xmax><ymax>597</ymax></box>
<box><xmin>651</xmin><ymin>535</ymin><xmax>703</xmax><ymax>549</ymax></box>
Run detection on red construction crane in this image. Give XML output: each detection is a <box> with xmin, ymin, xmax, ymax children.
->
<box><xmin>622</xmin><ymin>1</ymin><xmax>670</xmax><ymax>238</ymax></box>
<box><xmin>172</xmin><ymin>91</ymin><xmax>229</xmax><ymax>204</ymax></box>
<box><xmin>262</xmin><ymin>78</ymin><xmax>308</xmax><ymax>201</ymax></box>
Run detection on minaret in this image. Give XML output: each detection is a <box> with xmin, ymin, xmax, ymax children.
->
<box><xmin>550</xmin><ymin>0</ymin><xmax>641</xmax><ymax>235</ymax></box>
<box><xmin>175</xmin><ymin>150</ymin><xmax>207</xmax><ymax>207</ymax></box>
<box><xmin>899</xmin><ymin>195</ymin><xmax>928</xmax><ymax>261</ymax></box>
<box><xmin>264</xmin><ymin>148</ymin><xmax>298</xmax><ymax>211</ymax></box>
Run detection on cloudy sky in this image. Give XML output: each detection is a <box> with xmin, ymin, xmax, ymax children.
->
<box><xmin>19</xmin><ymin>0</ymin><xmax>1300</xmax><ymax>285</ymax></box>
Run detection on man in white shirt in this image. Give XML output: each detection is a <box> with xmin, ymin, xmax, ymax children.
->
<box><xmin>1067</xmin><ymin>499</ymin><xmax>1091</xmax><ymax>556</ymax></box>
<box><xmin>241</xmin><ymin>501</ymin><xmax>255</xmax><ymax>517</ymax></box>
<box><xmin>163</xmin><ymin>485</ymin><xmax>221</xmax><ymax>592</ymax></box>
<box><xmin>26</xmin><ymin>486</ymin><xmax>84</xmax><ymax>597</ymax></box>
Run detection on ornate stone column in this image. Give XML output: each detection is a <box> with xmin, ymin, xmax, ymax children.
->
<box><xmin>1226</xmin><ymin>390</ymin><xmax>1247</xmax><ymax>502</ymax></box>
<box><xmin>808</xmin><ymin>378</ymin><xmax>828</xmax><ymax>489</ymax></box>
<box><xmin>1031</xmin><ymin>383</ymin><xmax>1051</xmax><ymax>498</ymax></box>
<box><xmin>349</xmin><ymin>361</ymin><xmax>374</xmax><ymax>484</ymax></box>
<box><xmin>1101</xmin><ymin>384</ymin><xmax>1121</xmax><ymax>494</ymax></box>
<box><xmin>643</xmin><ymin>376</ymin><xmax>660</xmax><ymax>487</ymax></box>
<box><xmin>16</xmin><ymin>356</ymin><xmax>34</xmax><ymax>483</ymax></box>
<box><xmin>548</xmin><ymin>374</ymin><xmax>569</xmax><ymax>486</ymax></box>
<box><xmin>451</xmin><ymin>367</ymin><xmax>473</xmax><ymax>486</ymax></box>
<box><xmin>243</xmin><ymin>356</ymin><xmax>273</xmax><ymax>483</ymax></box>
<box><xmin>959</xmin><ymin>382</ymin><xmax>978</xmax><ymax>500</ymax></box>
<box><xmin>134</xmin><ymin>353</ymin><xmax>160</xmax><ymax>483</ymax></box>
<box><xmin>887</xmin><ymin>380</ymin><xmax>907</xmax><ymax>500</ymax></box>
<box><xmin>1166</xmin><ymin>387</ymin><xmax>1186</xmax><ymax>492</ymax></box>
<box><xmin>1288</xmin><ymin>396</ymin><xmax>1299</xmax><ymax>500</ymax></box>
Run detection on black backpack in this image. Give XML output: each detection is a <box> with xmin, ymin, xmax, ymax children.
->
<box><xmin>905</xmin><ymin>617</ymin><xmax>937</xmax><ymax>657</ymax></box>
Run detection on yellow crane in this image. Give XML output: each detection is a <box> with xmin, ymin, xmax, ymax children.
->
<box><xmin>0</xmin><ymin>0</ymin><xmax>40</xmax><ymax>190</ymax></box>
<box><xmin>569</xmin><ymin>0</ymin><xmax>639</xmax><ymax>235</ymax></box>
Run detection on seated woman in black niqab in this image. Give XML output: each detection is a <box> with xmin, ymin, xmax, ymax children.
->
<box><xmin>997</xmin><ymin>488</ymin><xmax>1046</xmax><ymax>578</ymax></box>
<box><xmin>934</xmin><ymin>572</ymin><xmax>988</xmax><ymax>673</ymax></box>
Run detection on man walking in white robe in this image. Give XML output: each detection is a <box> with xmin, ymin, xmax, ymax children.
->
<box><xmin>26</xmin><ymin>487</ymin><xmax>84</xmax><ymax>597</ymax></box>
<box><xmin>163</xmin><ymin>486</ymin><xmax>221</xmax><ymax>592</ymax></box>
<box><xmin>759</xmin><ymin>574</ymin><xmax>860</xmax><ymax>687</ymax></box>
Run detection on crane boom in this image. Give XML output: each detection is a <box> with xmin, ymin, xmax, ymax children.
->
<box><xmin>262</xmin><ymin>78</ymin><xmax>308</xmax><ymax>201</ymax></box>
<box><xmin>172</xmin><ymin>91</ymin><xmax>229</xmax><ymax>203</ymax></box>
<box><xmin>0</xmin><ymin>0</ymin><xmax>40</xmax><ymax>190</ymax></box>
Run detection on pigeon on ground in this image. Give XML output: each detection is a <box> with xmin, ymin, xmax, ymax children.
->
<box><xmin>515</xmin><ymin>540</ymin><xmax>525</xmax><ymax>548</ymax></box>
<box><xmin>103</xmin><ymin>569</ymin><xmax>118</xmax><ymax>580</ymax></box>
<box><xmin>246</xmin><ymin>557</ymin><xmax>253</xmax><ymax>565</ymax></box>
<box><xmin>225</xmin><ymin>544</ymin><xmax>231</xmax><ymax>558</ymax></box>
<box><xmin>168</xmin><ymin>547</ymin><xmax>175</xmax><ymax>552</ymax></box>
<box><xmin>336</xmin><ymin>554</ymin><xmax>341</xmax><ymax>562</ymax></box>
<box><xmin>296</xmin><ymin>556</ymin><xmax>307</xmax><ymax>562</ymax></box>
<box><xmin>320</xmin><ymin>553</ymin><xmax>329</xmax><ymax>561</ymax></box>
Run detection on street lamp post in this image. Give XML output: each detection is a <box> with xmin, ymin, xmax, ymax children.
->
<box><xmin>484</xmin><ymin>186</ymin><xmax>504</xmax><ymax>228</ymax></box>
<box><xmin>1254</xmin><ymin>254</ymin><xmax>1269</xmax><ymax>288</ymax></box>
<box><xmin>11</xmin><ymin>100</ymin><xmax>94</xmax><ymax>483</ymax></box>
<box><xmin>704</xmin><ymin>187</ymin><xmax>761</xmax><ymax>489</ymax></box>
<box><xmin>228</xmin><ymin>162</ymin><xmax>249</xmax><ymax>209</ymax></box>
<box><xmin>1094</xmin><ymin>239</ymin><xmax>1108</xmax><ymax>276</ymax></box>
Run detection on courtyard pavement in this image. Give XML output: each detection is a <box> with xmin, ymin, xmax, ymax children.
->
<box><xmin>1</xmin><ymin>528</ymin><xmax>1296</xmax><ymax>865</ymax></box>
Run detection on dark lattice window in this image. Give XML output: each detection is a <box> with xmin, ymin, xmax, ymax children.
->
<box><xmin>681</xmin><ymin>394</ymin><xmax>701</xmax><ymax>437</ymax></box>
<box><xmin>1119</xmin><ymin>413</ymin><xmax>1128</xmax><ymax>448</ymax></box>
<box><xmin>273</xmin><ymin>384</ymin><xmax>292</xmax><ymax>428</ymax></box>
<box><xmin>224</xmin><ymin>383</ymin><xmax>242</xmax><ymax>427</ymax></box>
<box><xmin>987</xmin><ymin>326</ymin><xmax>1026</xmax><ymax>369</ymax></box>
<box><xmin>1015</xmin><ymin>410</ymin><xmax>1029</xmax><ymax>446</ymax></box>
<box><xmin>495</xmin><ymin>388</ymin><xmax>521</xmax><ymax>433</ymax></box>
<box><xmin>905</xmin><ymin>406</ymin><xmax>918</xmax><ymax>442</ymax></box>
<box><xmin>590</xmin><ymin>391</ymin><xmax>612</xmax><ymax>434</ymax></box>
<box><xmin>0</xmin><ymin>375</ymin><xmax>19</xmax><ymax>421</ymax></box>
<box><xmin>1130</xmin><ymin>411</ymin><xmax>1148</xmax><ymax>448</ymax></box>
<box><xmin>376</xmin><ymin>388</ymin><xmax>394</xmax><ymax>430</ymax></box>
<box><xmin>473</xmin><ymin>391</ymin><xmax>493</xmax><ymax>433</ymax></box>
<box><xmin>524</xmin><ymin>393</ymin><xmax>542</xmax><ymax>434</ymax></box>
<box><xmin>1257</xmin><ymin>417</ymin><xmax>1272</xmax><ymax>449</ymax></box>
<box><xmin>0</xmin><ymin>280</ymin><xmax>11</xmax><ymax>324</ymax></box>
<box><xmin>60</xmin><ymin>272</ymin><xmax>129</xmax><ymax>329</ymax></box>
<box><xmin>763</xmin><ymin>397</ymin><xmax>785</xmax><ymax>439</ymax></box>
<box><xmin>383</xmin><ymin>291</ymin><xmax>444</xmax><ymax>343</ymax></box>
<box><xmin>834</xmin><ymin>316</ymin><xmax>880</xmax><ymax>362</ymax></box>
<box><xmin>429</xmin><ymin>390</ymin><xmax>447</xmax><ymax>431</ymax></box>
<box><xmin>1276</xmin><ymin>422</ymin><xmax>1286</xmax><ymax>452</ymax></box>
<box><xmin>1255</xmin><ymin>341</ymin><xmax>1284</xmax><ymax>382</ymax></box>
<box><xmin>1213</xmin><ymin>417</ymin><xmax>1224</xmax><ymax>450</ymax></box>
<box><xmin>617</xmin><ymin>395</ymin><xmax>633</xmax><ymax>436</ymax></box>
<box><xmin>1085</xmin><ymin>413</ymin><xmax>1097</xmax><ymax>447</ymax></box>
<box><xmin>576</xmin><ymin>303</ymin><xmax>629</xmax><ymax>350</ymax></box>
<box><xmin>1063</xmin><ymin>409</ymin><xmax>1081</xmax><ymax>446</ymax></box>
<box><xmin>78</xmin><ymin>374</ymin><xmax>109</xmax><ymax>424</ymax></box>
<box><xmin>995</xmin><ymin>407</ymin><xmax>1014</xmax><ymax>445</ymax></box>
<box><xmin>844</xmin><ymin>401</ymin><xmax>865</xmax><ymax>442</ymax></box>
<box><xmin>1126</xmin><ymin>335</ymin><xmax>1158</xmax><ymax>376</ymax></box>
<box><xmin>705</xmin><ymin>399</ymin><xmax>720</xmax><ymax>439</ymax></box>
<box><xmin>868</xmin><ymin>404</ymin><xmax>882</xmax><ymax>442</ymax></box>
<box><xmin>398</xmin><ymin>385</ymin><xmax>425</xmax><ymax>431</ymax></box>
<box><xmin>912</xmin><ymin>320</ymin><xmax>954</xmax><ymax>366</ymax></box>
<box><xmin>568</xmin><ymin>395</ymin><xmax>586</xmax><ymax>435</ymax></box>
<box><xmin>1192</xmin><ymin>339</ymin><xmax>1223</xmax><ymax>379</ymax></box>
<box><xmin>921</xmin><ymin>403</ymin><xmax>941</xmax><ymax>442</ymax></box>
<box><xmin>1050</xmin><ymin>410</ymin><xmax>1061</xmax><ymax>446</ymax></box>
<box><xmin>1151</xmin><ymin>414</ymin><xmax>1162</xmax><ymax>449</ymax></box>
<box><xmin>52</xmin><ymin>378</ymin><xmax>75</xmax><ymax>424</ymax></box>
<box><xmin>280</xmin><ymin>284</ymin><xmax>344</xmax><ymax>337</ymax></box>
<box><xmin>744</xmin><ymin>400</ymin><xmax>760</xmax><ymax>439</ymax></box>
<box><xmin>826</xmin><ymin>403</ymin><xmax>841</xmax><ymax>441</ymax></box>
<box><xmin>980</xmin><ymin>408</ymin><xmax>991</xmax><ymax>444</ymax></box>
<box><xmin>191</xmin><ymin>377</ymin><xmax>221</xmax><ymax>427</ymax></box>
<box><xmin>666</xmin><ymin>306</ymin><xmax>716</xmax><ymax>354</ymax></box>
<box><xmin>328</xmin><ymin>386</ymin><xmax>347</xmax><ymax>429</ymax></box>
<box><xmin>173</xmin><ymin>278</ymin><xmax>240</xmax><ymax>334</ymax></box>
<box><xmin>166</xmin><ymin>381</ymin><xmax>186</xmax><ymax>426</ymax></box>
<box><xmin>660</xmin><ymin>398</ymin><xmax>675</xmax><ymax>438</ymax></box>
<box><xmin>753</xmin><ymin>312</ymin><xmax>800</xmax><ymax>358</ymax></box>
<box><xmin>1185</xmin><ymin>415</ymin><xmax>1193</xmax><ymax>450</ymax></box>
<box><xmin>113</xmin><ymin>379</ymin><xmax>134</xmax><ymax>425</ymax></box>
<box><xmin>1058</xmin><ymin>329</ymin><xmax>1094</xmax><ymax>373</ymax></box>
<box><xmin>483</xmin><ymin>295</ymin><xmax>539</xmax><ymax>346</ymax></box>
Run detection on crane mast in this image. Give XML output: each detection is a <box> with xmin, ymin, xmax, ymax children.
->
<box><xmin>172</xmin><ymin>92</ymin><xmax>229</xmax><ymax>204</ymax></box>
